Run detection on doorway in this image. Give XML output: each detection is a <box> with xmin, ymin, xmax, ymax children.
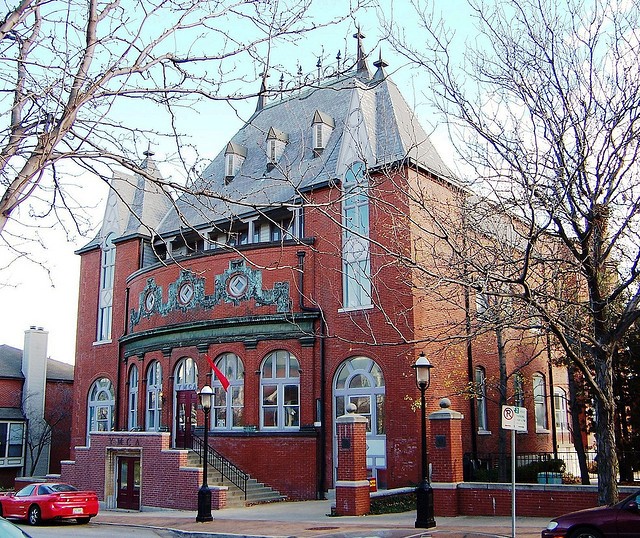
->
<box><xmin>175</xmin><ymin>390</ymin><xmax>198</xmax><ymax>449</ymax></box>
<box><xmin>117</xmin><ymin>456</ymin><xmax>140</xmax><ymax>510</ymax></box>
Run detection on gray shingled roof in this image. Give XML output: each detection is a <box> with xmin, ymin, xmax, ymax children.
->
<box><xmin>77</xmin><ymin>155</ymin><xmax>174</xmax><ymax>253</ymax></box>
<box><xmin>0</xmin><ymin>344</ymin><xmax>74</xmax><ymax>382</ymax></box>
<box><xmin>157</xmin><ymin>67</ymin><xmax>453</xmax><ymax>235</ymax></box>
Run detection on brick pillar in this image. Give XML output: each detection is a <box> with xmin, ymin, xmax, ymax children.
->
<box><xmin>429</xmin><ymin>398</ymin><xmax>464</xmax><ymax>483</ymax></box>
<box><xmin>334</xmin><ymin>406</ymin><xmax>370</xmax><ymax>516</ymax></box>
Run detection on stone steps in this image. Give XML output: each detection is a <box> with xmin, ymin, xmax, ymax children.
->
<box><xmin>186</xmin><ymin>450</ymin><xmax>286</xmax><ymax>508</ymax></box>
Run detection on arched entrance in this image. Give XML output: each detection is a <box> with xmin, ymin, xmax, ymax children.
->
<box><xmin>173</xmin><ymin>357</ymin><xmax>198</xmax><ymax>448</ymax></box>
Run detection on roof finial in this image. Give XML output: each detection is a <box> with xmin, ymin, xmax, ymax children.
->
<box><xmin>143</xmin><ymin>141</ymin><xmax>154</xmax><ymax>158</ymax></box>
<box><xmin>353</xmin><ymin>26</ymin><xmax>367</xmax><ymax>73</ymax></box>
<box><xmin>373</xmin><ymin>49</ymin><xmax>389</xmax><ymax>81</ymax></box>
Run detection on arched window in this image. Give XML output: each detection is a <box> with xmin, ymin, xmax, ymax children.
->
<box><xmin>174</xmin><ymin>357</ymin><xmax>198</xmax><ymax>389</ymax></box>
<box><xmin>212</xmin><ymin>353</ymin><xmax>245</xmax><ymax>430</ymax></box>
<box><xmin>533</xmin><ymin>372</ymin><xmax>549</xmax><ymax>431</ymax></box>
<box><xmin>333</xmin><ymin>357</ymin><xmax>386</xmax><ymax>487</ymax></box>
<box><xmin>146</xmin><ymin>361</ymin><xmax>163</xmax><ymax>431</ymax></box>
<box><xmin>554</xmin><ymin>387</ymin><xmax>570</xmax><ymax>442</ymax></box>
<box><xmin>87</xmin><ymin>378</ymin><xmax>115</xmax><ymax>442</ymax></box>
<box><xmin>475</xmin><ymin>366</ymin><xmax>488</xmax><ymax>432</ymax></box>
<box><xmin>260</xmin><ymin>350</ymin><xmax>300</xmax><ymax>430</ymax></box>
<box><xmin>342</xmin><ymin>161</ymin><xmax>371</xmax><ymax>309</ymax></box>
<box><xmin>128</xmin><ymin>365</ymin><xmax>139</xmax><ymax>430</ymax></box>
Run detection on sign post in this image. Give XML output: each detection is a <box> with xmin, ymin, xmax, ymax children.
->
<box><xmin>502</xmin><ymin>405</ymin><xmax>527</xmax><ymax>538</ymax></box>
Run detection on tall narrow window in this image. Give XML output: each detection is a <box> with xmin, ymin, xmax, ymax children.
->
<box><xmin>554</xmin><ymin>387</ymin><xmax>570</xmax><ymax>441</ymax></box>
<box><xmin>212</xmin><ymin>353</ymin><xmax>245</xmax><ymax>430</ymax></box>
<box><xmin>342</xmin><ymin>161</ymin><xmax>371</xmax><ymax>309</ymax></box>
<box><xmin>146</xmin><ymin>361</ymin><xmax>163</xmax><ymax>432</ymax></box>
<box><xmin>475</xmin><ymin>366</ymin><xmax>488</xmax><ymax>432</ymax></box>
<box><xmin>260</xmin><ymin>350</ymin><xmax>300</xmax><ymax>430</ymax></box>
<box><xmin>87</xmin><ymin>377</ymin><xmax>115</xmax><ymax>443</ymax></box>
<box><xmin>97</xmin><ymin>233</ymin><xmax>115</xmax><ymax>341</ymax></box>
<box><xmin>128</xmin><ymin>366</ymin><xmax>139</xmax><ymax>431</ymax></box>
<box><xmin>533</xmin><ymin>372</ymin><xmax>548</xmax><ymax>431</ymax></box>
<box><xmin>513</xmin><ymin>372</ymin><xmax>525</xmax><ymax>408</ymax></box>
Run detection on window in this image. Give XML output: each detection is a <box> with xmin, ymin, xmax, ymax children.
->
<box><xmin>146</xmin><ymin>361</ymin><xmax>163</xmax><ymax>431</ymax></box>
<box><xmin>212</xmin><ymin>353</ymin><xmax>245</xmax><ymax>430</ymax></box>
<box><xmin>87</xmin><ymin>378</ymin><xmax>115</xmax><ymax>442</ymax></box>
<box><xmin>128</xmin><ymin>366</ymin><xmax>139</xmax><ymax>430</ymax></box>
<box><xmin>174</xmin><ymin>357</ymin><xmax>197</xmax><ymax>389</ymax></box>
<box><xmin>312</xmin><ymin>110</ymin><xmax>334</xmax><ymax>153</ymax></box>
<box><xmin>266</xmin><ymin>127</ymin><xmax>288</xmax><ymax>165</ymax></box>
<box><xmin>260</xmin><ymin>350</ymin><xmax>300</xmax><ymax>430</ymax></box>
<box><xmin>554</xmin><ymin>387</ymin><xmax>570</xmax><ymax>438</ymax></box>
<box><xmin>0</xmin><ymin>422</ymin><xmax>25</xmax><ymax>466</ymax></box>
<box><xmin>533</xmin><ymin>372</ymin><xmax>548</xmax><ymax>431</ymax></box>
<box><xmin>342</xmin><ymin>161</ymin><xmax>371</xmax><ymax>309</ymax></box>
<box><xmin>97</xmin><ymin>233</ymin><xmax>115</xmax><ymax>341</ymax></box>
<box><xmin>475</xmin><ymin>366</ymin><xmax>488</xmax><ymax>432</ymax></box>
<box><xmin>224</xmin><ymin>142</ymin><xmax>246</xmax><ymax>179</ymax></box>
<box><xmin>513</xmin><ymin>372</ymin><xmax>525</xmax><ymax>408</ymax></box>
<box><xmin>334</xmin><ymin>357</ymin><xmax>385</xmax><ymax>434</ymax></box>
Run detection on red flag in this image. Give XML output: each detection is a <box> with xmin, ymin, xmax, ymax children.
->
<box><xmin>205</xmin><ymin>354</ymin><xmax>230</xmax><ymax>391</ymax></box>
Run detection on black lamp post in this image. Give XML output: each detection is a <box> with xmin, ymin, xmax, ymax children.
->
<box><xmin>196</xmin><ymin>385</ymin><xmax>213</xmax><ymax>523</ymax></box>
<box><xmin>412</xmin><ymin>351</ymin><xmax>436</xmax><ymax>529</ymax></box>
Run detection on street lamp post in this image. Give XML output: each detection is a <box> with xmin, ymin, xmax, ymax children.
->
<box><xmin>196</xmin><ymin>385</ymin><xmax>213</xmax><ymax>523</ymax></box>
<box><xmin>412</xmin><ymin>352</ymin><xmax>436</xmax><ymax>529</ymax></box>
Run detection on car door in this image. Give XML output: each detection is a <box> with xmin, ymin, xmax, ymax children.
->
<box><xmin>616</xmin><ymin>492</ymin><xmax>640</xmax><ymax>537</ymax></box>
<box><xmin>11</xmin><ymin>485</ymin><xmax>36</xmax><ymax>519</ymax></box>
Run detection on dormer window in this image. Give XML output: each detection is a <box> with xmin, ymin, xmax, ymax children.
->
<box><xmin>312</xmin><ymin>110</ymin><xmax>334</xmax><ymax>156</ymax></box>
<box><xmin>224</xmin><ymin>142</ymin><xmax>247</xmax><ymax>182</ymax></box>
<box><xmin>266</xmin><ymin>127</ymin><xmax>288</xmax><ymax>169</ymax></box>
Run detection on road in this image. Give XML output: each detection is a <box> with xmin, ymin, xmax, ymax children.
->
<box><xmin>15</xmin><ymin>521</ymin><xmax>180</xmax><ymax>538</ymax></box>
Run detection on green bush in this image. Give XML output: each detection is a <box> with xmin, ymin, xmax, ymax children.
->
<box><xmin>369</xmin><ymin>492</ymin><xmax>415</xmax><ymax>514</ymax></box>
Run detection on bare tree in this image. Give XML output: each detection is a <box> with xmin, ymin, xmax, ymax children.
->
<box><xmin>0</xmin><ymin>0</ymin><xmax>365</xmax><ymax>260</ymax></box>
<box><xmin>384</xmin><ymin>0</ymin><xmax>640</xmax><ymax>504</ymax></box>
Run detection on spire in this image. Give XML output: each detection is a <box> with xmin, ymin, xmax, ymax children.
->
<box><xmin>353</xmin><ymin>26</ymin><xmax>369</xmax><ymax>77</ymax></box>
<box><xmin>256</xmin><ymin>72</ymin><xmax>268</xmax><ymax>112</ymax></box>
<box><xmin>373</xmin><ymin>49</ymin><xmax>389</xmax><ymax>82</ymax></box>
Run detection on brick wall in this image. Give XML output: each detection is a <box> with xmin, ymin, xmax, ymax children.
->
<box><xmin>61</xmin><ymin>432</ymin><xmax>201</xmax><ymax>510</ymax></box>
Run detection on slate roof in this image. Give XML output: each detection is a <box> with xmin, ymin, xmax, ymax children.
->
<box><xmin>156</xmin><ymin>65</ymin><xmax>454</xmax><ymax>236</ymax></box>
<box><xmin>0</xmin><ymin>344</ymin><xmax>74</xmax><ymax>382</ymax></box>
<box><xmin>77</xmin><ymin>154</ymin><xmax>174</xmax><ymax>253</ymax></box>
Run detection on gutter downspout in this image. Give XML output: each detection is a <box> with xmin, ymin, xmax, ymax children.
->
<box><xmin>297</xmin><ymin>250</ymin><xmax>327</xmax><ymax>499</ymax></box>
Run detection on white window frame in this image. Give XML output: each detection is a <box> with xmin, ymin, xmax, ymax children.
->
<box><xmin>342</xmin><ymin>162</ymin><xmax>371</xmax><ymax>309</ymax></box>
<box><xmin>0</xmin><ymin>421</ymin><xmax>26</xmax><ymax>467</ymax></box>
<box><xmin>97</xmin><ymin>233</ymin><xmax>115</xmax><ymax>342</ymax></box>
<box><xmin>146</xmin><ymin>361</ymin><xmax>163</xmax><ymax>432</ymax></box>
<box><xmin>533</xmin><ymin>372</ymin><xmax>549</xmax><ymax>432</ymax></box>
<box><xmin>128</xmin><ymin>365</ymin><xmax>139</xmax><ymax>431</ymax></box>
<box><xmin>475</xmin><ymin>366</ymin><xmax>489</xmax><ymax>432</ymax></box>
<box><xmin>212</xmin><ymin>353</ymin><xmax>245</xmax><ymax>430</ymax></box>
<box><xmin>260</xmin><ymin>350</ymin><xmax>300</xmax><ymax>431</ymax></box>
<box><xmin>87</xmin><ymin>377</ymin><xmax>115</xmax><ymax>443</ymax></box>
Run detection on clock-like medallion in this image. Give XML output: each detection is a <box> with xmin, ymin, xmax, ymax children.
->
<box><xmin>178</xmin><ymin>282</ymin><xmax>194</xmax><ymax>305</ymax></box>
<box><xmin>145</xmin><ymin>291</ymin><xmax>155</xmax><ymax>312</ymax></box>
<box><xmin>227</xmin><ymin>273</ymin><xmax>248</xmax><ymax>298</ymax></box>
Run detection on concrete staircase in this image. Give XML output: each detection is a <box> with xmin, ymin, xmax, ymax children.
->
<box><xmin>185</xmin><ymin>450</ymin><xmax>286</xmax><ymax>508</ymax></box>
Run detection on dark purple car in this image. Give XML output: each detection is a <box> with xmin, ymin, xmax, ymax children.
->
<box><xmin>542</xmin><ymin>490</ymin><xmax>640</xmax><ymax>538</ymax></box>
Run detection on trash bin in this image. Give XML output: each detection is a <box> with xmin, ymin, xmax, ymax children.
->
<box><xmin>537</xmin><ymin>472</ymin><xmax>563</xmax><ymax>484</ymax></box>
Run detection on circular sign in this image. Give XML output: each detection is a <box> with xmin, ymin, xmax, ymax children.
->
<box><xmin>144</xmin><ymin>291</ymin><xmax>155</xmax><ymax>312</ymax></box>
<box><xmin>227</xmin><ymin>273</ymin><xmax>248</xmax><ymax>298</ymax></box>
<box><xmin>178</xmin><ymin>282</ymin><xmax>194</xmax><ymax>305</ymax></box>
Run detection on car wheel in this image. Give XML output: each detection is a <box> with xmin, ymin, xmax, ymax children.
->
<box><xmin>77</xmin><ymin>517</ymin><xmax>91</xmax><ymax>524</ymax></box>
<box><xmin>27</xmin><ymin>505</ymin><xmax>41</xmax><ymax>526</ymax></box>
<box><xmin>569</xmin><ymin>528</ymin><xmax>603</xmax><ymax>538</ymax></box>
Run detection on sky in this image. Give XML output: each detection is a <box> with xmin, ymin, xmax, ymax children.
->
<box><xmin>0</xmin><ymin>0</ymin><xmax>472</xmax><ymax>364</ymax></box>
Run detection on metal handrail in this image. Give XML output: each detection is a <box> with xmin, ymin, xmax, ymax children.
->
<box><xmin>191</xmin><ymin>434</ymin><xmax>249</xmax><ymax>499</ymax></box>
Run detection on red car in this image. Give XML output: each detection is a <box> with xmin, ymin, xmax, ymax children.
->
<box><xmin>0</xmin><ymin>483</ymin><xmax>99</xmax><ymax>525</ymax></box>
<box><xmin>542</xmin><ymin>489</ymin><xmax>640</xmax><ymax>538</ymax></box>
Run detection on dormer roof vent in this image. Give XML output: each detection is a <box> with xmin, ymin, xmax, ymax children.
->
<box><xmin>312</xmin><ymin>111</ymin><xmax>335</xmax><ymax>156</ymax></box>
<box><xmin>266</xmin><ymin>128</ymin><xmax>288</xmax><ymax>170</ymax></box>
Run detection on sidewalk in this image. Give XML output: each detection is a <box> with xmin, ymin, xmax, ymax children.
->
<box><xmin>92</xmin><ymin>500</ymin><xmax>548</xmax><ymax>538</ymax></box>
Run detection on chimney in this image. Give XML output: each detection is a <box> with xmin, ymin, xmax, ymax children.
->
<box><xmin>22</xmin><ymin>327</ymin><xmax>49</xmax><ymax>417</ymax></box>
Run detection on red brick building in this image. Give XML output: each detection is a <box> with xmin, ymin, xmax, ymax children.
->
<box><xmin>0</xmin><ymin>328</ymin><xmax>74</xmax><ymax>488</ymax></box>
<box><xmin>66</xmin><ymin>38</ymin><xmax>573</xmax><ymax>509</ymax></box>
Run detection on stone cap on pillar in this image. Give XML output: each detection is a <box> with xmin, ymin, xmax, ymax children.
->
<box><xmin>429</xmin><ymin>398</ymin><xmax>464</xmax><ymax>420</ymax></box>
<box><xmin>336</xmin><ymin>402</ymin><xmax>369</xmax><ymax>424</ymax></box>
